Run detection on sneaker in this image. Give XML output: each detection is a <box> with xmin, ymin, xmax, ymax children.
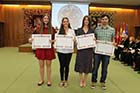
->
<box><xmin>101</xmin><ymin>83</ymin><xmax>107</xmax><ymax>90</ymax></box>
<box><xmin>91</xmin><ymin>82</ymin><xmax>96</xmax><ymax>89</ymax></box>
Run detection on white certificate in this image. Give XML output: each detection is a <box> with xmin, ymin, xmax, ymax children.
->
<box><xmin>95</xmin><ymin>40</ymin><xmax>115</xmax><ymax>56</ymax></box>
<box><xmin>32</xmin><ymin>34</ymin><xmax>51</xmax><ymax>49</ymax></box>
<box><xmin>76</xmin><ymin>33</ymin><xmax>96</xmax><ymax>50</ymax></box>
<box><xmin>54</xmin><ymin>35</ymin><xmax>74</xmax><ymax>49</ymax></box>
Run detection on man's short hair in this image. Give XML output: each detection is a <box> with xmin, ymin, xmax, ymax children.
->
<box><xmin>101</xmin><ymin>14</ymin><xmax>110</xmax><ymax>22</ymax></box>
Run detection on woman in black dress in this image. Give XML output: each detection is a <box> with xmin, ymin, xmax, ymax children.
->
<box><xmin>75</xmin><ymin>16</ymin><xmax>94</xmax><ymax>87</ymax></box>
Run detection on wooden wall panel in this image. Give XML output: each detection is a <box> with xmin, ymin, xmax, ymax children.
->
<box><xmin>3</xmin><ymin>6</ymin><xmax>24</xmax><ymax>46</ymax></box>
<box><xmin>114</xmin><ymin>9</ymin><xmax>137</xmax><ymax>36</ymax></box>
<box><xmin>1</xmin><ymin>5</ymin><xmax>140</xmax><ymax>46</ymax></box>
<box><xmin>138</xmin><ymin>10</ymin><xmax>140</xmax><ymax>25</ymax></box>
<box><xmin>0</xmin><ymin>5</ymin><xmax>5</xmax><ymax>22</ymax></box>
<box><xmin>2</xmin><ymin>5</ymin><xmax>51</xmax><ymax>47</ymax></box>
<box><xmin>90</xmin><ymin>7</ymin><xmax>140</xmax><ymax>36</ymax></box>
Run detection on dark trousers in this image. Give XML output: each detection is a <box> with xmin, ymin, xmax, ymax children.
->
<box><xmin>125</xmin><ymin>52</ymin><xmax>133</xmax><ymax>65</ymax></box>
<box><xmin>120</xmin><ymin>50</ymin><xmax>126</xmax><ymax>62</ymax></box>
<box><xmin>114</xmin><ymin>48</ymin><xmax>119</xmax><ymax>59</ymax></box>
<box><xmin>114</xmin><ymin>47</ymin><xmax>122</xmax><ymax>60</ymax></box>
<box><xmin>134</xmin><ymin>54</ymin><xmax>140</xmax><ymax>69</ymax></box>
<box><xmin>57</xmin><ymin>52</ymin><xmax>72</xmax><ymax>81</ymax></box>
<box><xmin>92</xmin><ymin>54</ymin><xmax>110</xmax><ymax>83</ymax></box>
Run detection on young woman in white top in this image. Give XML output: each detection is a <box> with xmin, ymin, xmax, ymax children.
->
<box><xmin>56</xmin><ymin>17</ymin><xmax>75</xmax><ymax>87</ymax></box>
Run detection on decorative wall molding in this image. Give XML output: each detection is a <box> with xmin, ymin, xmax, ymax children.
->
<box><xmin>89</xmin><ymin>11</ymin><xmax>115</xmax><ymax>29</ymax></box>
<box><xmin>23</xmin><ymin>8</ymin><xmax>50</xmax><ymax>34</ymax></box>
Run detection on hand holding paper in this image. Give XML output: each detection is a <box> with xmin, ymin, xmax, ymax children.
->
<box><xmin>76</xmin><ymin>33</ymin><xmax>96</xmax><ymax>50</ymax></box>
<box><xmin>95</xmin><ymin>40</ymin><xmax>115</xmax><ymax>56</ymax></box>
<box><xmin>32</xmin><ymin>34</ymin><xmax>52</xmax><ymax>49</ymax></box>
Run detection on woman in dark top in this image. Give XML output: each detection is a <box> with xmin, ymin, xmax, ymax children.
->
<box><xmin>75</xmin><ymin>16</ymin><xmax>94</xmax><ymax>87</ymax></box>
<box><xmin>133</xmin><ymin>37</ymin><xmax>140</xmax><ymax>71</ymax></box>
<box><xmin>124</xmin><ymin>36</ymin><xmax>135</xmax><ymax>66</ymax></box>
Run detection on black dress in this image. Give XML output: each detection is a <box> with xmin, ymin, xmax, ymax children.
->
<box><xmin>74</xmin><ymin>28</ymin><xmax>94</xmax><ymax>73</ymax></box>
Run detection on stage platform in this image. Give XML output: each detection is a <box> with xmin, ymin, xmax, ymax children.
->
<box><xmin>18</xmin><ymin>43</ymin><xmax>33</xmax><ymax>52</ymax></box>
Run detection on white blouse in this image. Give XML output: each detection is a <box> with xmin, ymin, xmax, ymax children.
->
<box><xmin>56</xmin><ymin>28</ymin><xmax>75</xmax><ymax>53</ymax></box>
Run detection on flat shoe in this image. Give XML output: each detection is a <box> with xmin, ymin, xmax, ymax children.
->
<box><xmin>59</xmin><ymin>82</ymin><xmax>64</xmax><ymax>87</ymax></box>
<box><xmin>80</xmin><ymin>83</ymin><xmax>83</xmax><ymax>88</ymax></box>
<box><xmin>47</xmin><ymin>82</ymin><xmax>52</xmax><ymax>87</ymax></box>
<box><xmin>37</xmin><ymin>81</ymin><xmax>44</xmax><ymax>86</ymax></box>
<box><xmin>64</xmin><ymin>82</ymin><xmax>68</xmax><ymax>87</ymax></box>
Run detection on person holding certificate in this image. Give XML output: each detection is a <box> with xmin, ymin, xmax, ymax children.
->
<box><xmin>74</xmin><ymin>16</ymin><xmax>94</xmax><ymax>87</ymax></box>
<box><xmin>29</xmin><ymin>14</ymin><xmax>56</xmax><ymax>86</ymax></box>
<box><xmin>91</xmin><ymin>14</ymin><xmax>115</xmax><ymax>90</ymax></box>
<box><xmin>56</xmin><ymin>17</ymin><xmax>75</xmax><ymax>87</ymax></box>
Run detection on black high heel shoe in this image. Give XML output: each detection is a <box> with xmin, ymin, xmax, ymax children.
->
<box><xmin>37</xmin><ymin>81</ymin><xmax>44</xmax><ymax>86</ymax></box>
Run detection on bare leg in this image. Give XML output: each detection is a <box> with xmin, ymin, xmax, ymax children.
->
<box><xmin>79</xmin><ymin>73</ymin><xmax>84</xmax><ymax>87</ymax></box>
<box><xmin>39</xmin><ymin>60</ymin><xmax>45</xmax><ymax>82</ymax></box>
<box><xmin>46</xmin><ymin>60</ymin><xmax>52</xmax><ymax>85</ymax></box>
<box><xmin>83</xmin><ymin>73</ymin><xmax>88</xmax><ymax>87</ymax></box>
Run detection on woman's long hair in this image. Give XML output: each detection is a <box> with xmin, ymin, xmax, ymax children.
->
<box><xmin>81</xmin><ymin>15</ymin><xmax>91</xmax><ymax>29</ymax></box>
<box><xmin>59</xmin><ymin>17</ymin><xmax>71</xmax><ymax>35</ymax></box>
<box><xmin>39</xmin><ymin>14</ymin><xmax>52</xmax><ymax>34</ymax></box>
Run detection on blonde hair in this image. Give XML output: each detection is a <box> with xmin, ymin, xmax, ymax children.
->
<box><xmin>129</xmin><ymin>36</ymin><xmax>135</xmax><ymax>42</ymax></box>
